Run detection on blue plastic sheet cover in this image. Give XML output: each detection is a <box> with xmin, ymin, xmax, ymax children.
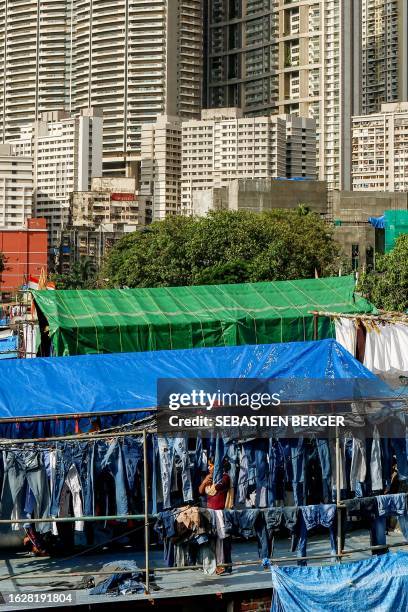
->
<box><xmin>368</xmin><ymin>214</ymin><xmax>386</xmax><ymax>229</ymax></box>
<box><xmin>0</xmin><ymin>335</ymin><xmax>18</xmax><ymax>360</ymax></box>
<box><xmin>271</xmin><ymin>551</ymin><xmax>408</xmax><ymax>612</ymax></box>
<box><xmin>0</xmin><ymin>339</ymin><xmax>379</xmax><ymax>420</ymax></box>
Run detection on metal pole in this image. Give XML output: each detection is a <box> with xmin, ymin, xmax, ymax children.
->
<box><xmin>313</xmin><ymin>313</ymin><xmax>318</xmax><ymax>340</ymax></box>
<box><xmin>0</xmin><ymin>513</ymin><xmax>152</xmax><ymax>525</ymax></box>
<box><xmin>143</xmin><ymin>429</ymin><xmax>150</xmax><ymax>594</ymax></box>
<box><xmin>0</xmin><ymin>427</ymin><xmax>155</xmax><ymax>445</ymax></box>
<box><xmin>336</xmin><ymin>426</ymin><xmax>342</xmax><ymax>560</ymax></box>
<box><xmin>0</xmin><ymin>407</ymin><xmax>156</xmax><ymax>424</ymax></box>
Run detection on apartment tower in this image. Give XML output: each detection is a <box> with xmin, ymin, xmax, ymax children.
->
<box><xmin>361</xmin><ymin>0</ymin><xmax>408</xmax><ymax>115</ymax></box>
<box><xmin>0</xmin><ymin>0</ymin><xmax>203</xmax><ymax>174</ymax></box>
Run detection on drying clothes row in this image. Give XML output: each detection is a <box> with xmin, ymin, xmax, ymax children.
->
<box><xmin>157</xmin><ymin>434</ymin><xmax>408</xmax><ymax>512</ymax></box>
<box><xmin>154</xmin><ymin>504</ymin><xmax>337</xmax><ymax>570</ymax></box>
<box><xmin>334</xmin><ymin>316</ymin><xmax>408</xmax><ymax>374</ymax></box>
<box><xmin>343</xmin><ymin>492</ymin><xmax>408</xmax><ymax>553</ymax></box>
<box><xmin>154</xmin><ymin>494</ymin><xmax>408</xmax><ymax>571</ymax></box>
<box><xmin>0</xmin><ymin>437</ymin><xmax>145</xmax><ymax>531</ymax></box>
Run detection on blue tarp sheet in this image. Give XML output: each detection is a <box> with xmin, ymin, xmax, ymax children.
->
<box><xmin>0</xmin><ymin>336</ymin><xmax>18</xmax><ymax>360</ymax></box>
<box><xmin>0</xmin><ymin>339</ymin><xmax>378</xmax><ymax>420</ymax></box>
<box><xmin>271</xmin><ymin>551</ymin><xmax>408</xmax><ymax>612</ymax></box>
<box><xmin>368</xmin><ymin>214</ymin><xmax>386</xmax><ymax>229</ymax></box>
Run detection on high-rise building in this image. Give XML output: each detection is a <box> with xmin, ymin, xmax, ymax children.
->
<box><xmin>273</xmin><ymin>0</ymin><xmax>360</xmax><ymax>190</ymax></box>
<box><xmin>10</xmin><ymin>109</ymin><xmax>103</xmax><ymax>252</ymax></box>
<box><xmin>0</xmin><ymin>144</ymin><xmax>33</xmax><ymax>227</ymax></box>
<box><xmin>140</xmin><ymin>116</ymin><xmax>182</xmax><ymax>219</ymax></box>
<box><xmin>0</xmin><ymin>0</ymin><xmax>203</xmax><ymax>174</ymax></box>
<box><xmin>361</xmin><ymin>0</ymin><xmax>408</xmax><ymax>115</ymax></box>
<box><xmin>352</xmin><ymin>102</ymin><xmax>408</xmax><ymax>192</ymax></box>
<box><xmin>205</xmin><ymin>1</ymin><xmax>278</xmax><ymax>114</ymax></box>
<box><xmin>205</xmin><ymin>1</ymin><xmax>359</xmax><ymax>190</ymax></box>
<box><xmin>181</xmin><ymin>108</ymin><xmax>316</xmax><ymax>214</ymax></box>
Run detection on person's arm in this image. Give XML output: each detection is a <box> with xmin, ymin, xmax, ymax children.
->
<box><xmin>198</xmin><ymin>474</ymin><xmax>212</xmax><ymax>495</ymax></box>
<box><xmin>214</xmin><ymin>474</ymin><xmax>230</xmax><ymax>492</ymax></box>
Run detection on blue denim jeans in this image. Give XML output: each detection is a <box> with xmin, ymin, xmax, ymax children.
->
<box><xmin>267</xmin><ymin>439</ymin><xmax>285</xmax><ymax>506</ymax></box>
<box><xmin>254</xmin><ymin>439</ymin><xmax>269</xmax><ymax>507</ymax></box>
<box><xmin>287</xmin><ymin>439</ymin><xmax>306</xmax><ymax>506</ymax></box>
<box><xmin>237</xmin><ymin>442</ymin><xmax>256</xmax><ymax>503</ymax></box>
<box><xmin>121</xmin><ymin>437</ymin><xmax>143</xmax><ymax>493</ymax></box>
<box><xmin>224</xmin><ymin>508</ymin><xmax>269</xmax><ymax>558</ymax></box>
<box><xmin>296</xmin><ymin>504</ymin><xmax>337</xmax><ymax>566</ymax></box>
<box><xmin>94</xmin><ymin>439</ymin><xmax>128</xmax><ymax>516</ymax></box>
<box><xmin>1</xmin><ymin>450</ymin><xmax>51</xmax><ymax>533</ymax></box>
<box><xmin>316</xmin><ymin>439</ymin><xmax>331</xmax><ymax>502</ymax></box>
<box><xmin>157</xmin><ymin>436</ymin><xmax>193</xmax><ymax>509</ymax></box>
<box><xmin>51</xmin><ymin>441</ymin><xmax>93</xmax><ymax>517</ymax></box>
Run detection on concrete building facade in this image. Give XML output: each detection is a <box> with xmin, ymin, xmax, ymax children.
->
<box><xmin>140</xmin><ymin>116</ymin><xmax>182</xmax><ymax>219</ymax></box>
<box><xmin>191</xmin><ymin>178</ymin><xmax>327</xmax><ymax>217</ymax></box>
<box><xmin>0</xmin><ymin>0</ymin><xmax>203</xmax><ymax>175</ymax></box>
<box><xmin>61</xmin><ymin>176</ymin><xmax>152</xmax><ymax>273</ymax></box>
<box><xmin>352</xmin><ymin>102</ymin><xmax>408</xmax><ymax>192</ymax></box>
<box><xmin>0</xmin><ymin>144</ymin><xmax>33</xmax><ymax>228</ymax></box>
<box><xmin>10</xmin><ymin>109</ymin><xmax>103</xmax><ymax>253</ymax></box>
<box><xmin>181</xmin><ymin>108</ymin><xmax>316</xmax><ymax>214</ymax></box>
<box><xmin>71</xmin><ymin>177</ymin><xmax>152</xmax><ymax>228</ymax></box>
<box><xmin>332</xmin><ymin>189</ymin><xmax>408</xmax><ymax>270</ymax></box>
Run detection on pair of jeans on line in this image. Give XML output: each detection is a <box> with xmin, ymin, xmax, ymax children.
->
<box><xmin>0</xmin><ymin>450</ymin><xmax>51</xmax><ymax>533</ymax></box>
<box><xmin>284</xmin><ymin>439</ymin><xmax>331</xmax><ymax>506</ymax></box>
<box><xmin>157</xmin><ymin>436</ymin><xmax>193</xmax><ymax>510</ymax></box>
<box><xmin>373</xmin><ymin>493</ymin><xmax>408</xmax><ymax>553</ymax></box>
<box><xmin>224</xmin><ymin>508</ymin><xmax>270</xmax><ymax>559</ymax></box>
<box><xmin>294</xmin><ymin>504</ymin><xmax>337</xmax><ymax>566</ymax></box>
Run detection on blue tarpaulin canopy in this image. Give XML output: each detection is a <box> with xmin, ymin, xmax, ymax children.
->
<box><xmin>368</xmin><ymin>214</ymin><xmax>386</xmax><ymax>229</ymax></box>
<box><xmin>0</xmin><ymin>339</ymin><xmax>380</xmax><ymax>421</ymax></box>
<box><xmin>270</xmin><ymin>551</ymin><xmax>408</xmax><ymax>612</ymax></box>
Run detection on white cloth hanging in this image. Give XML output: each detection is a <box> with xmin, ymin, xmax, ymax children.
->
<box><xmin>364</xmin><ymin>323</ymin><xmax>408</xmax><ymax>374</ymax></box>
<box><xmin>334</xmin><ymin>317</ymin><xmax>357</xmax><ymax>356</ymax></box>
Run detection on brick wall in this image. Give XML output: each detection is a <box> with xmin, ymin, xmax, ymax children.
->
<box><xmin>235</xmin><ymin>594</ymin><xmax>271</xmax><ymax>612</ymax></box>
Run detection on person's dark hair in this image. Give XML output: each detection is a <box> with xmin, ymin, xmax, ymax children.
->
<box><xmin>223</xmin><ymin>458</ymin><xmax>231</xmax><ymax>473</ymax></box>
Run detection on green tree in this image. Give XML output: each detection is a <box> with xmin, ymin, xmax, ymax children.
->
<box><xmin>358</xmin><ymin>234</ymin><xmax>408</xmax><ymax>311</ymax></box>
<box><xmin>101</xmin><ymin>209</ymin><xmax>345</xmax><ymax>288</ymax></box>
<box><xmin>53</xmin><ymin>257</ymin><xmax>97</xmax><ymax>289</ymax></box>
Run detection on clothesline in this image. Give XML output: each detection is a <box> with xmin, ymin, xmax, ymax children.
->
<box><xmin>310</xmin><ymin>310</ymin><xmax>408</xmax><ymax>325</ymax></box>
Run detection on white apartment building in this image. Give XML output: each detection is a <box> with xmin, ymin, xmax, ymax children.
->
<box><xmin>140</xmin><ymin>116</ymin><xmax>182</xmax><ymax>219</ymax></box>
<box><xmin>11</xmin><ymin>109</ymin><xmax>103</xmax><ymax>250</ymax></box>
<box><xmin>361</xmin><ymin>0</ymin><xmax>408</xmax><ymax>115</ymax></box>
<box><xmin>0</xmin><ymin>0</ymin><xmax>203</xmax><ymax>175</ymax></box>
<box><xmin>352</xmin><ymin>102</ymin><xmax>408</xmax><ymax>192</ymax></box>
<box><xmin>181</xmin><ymin>108</ymin><xmax>316</xmax><ymax>214</ymax></box>
<box><xmin>0</xmin><ymin>144</ymin><xmax>33</xmax><ymax>227</ymax></box>
<box><xmin>273</xmin><ymin>0</ymin><xmax>359</xmax><ymax>190</ymax></box>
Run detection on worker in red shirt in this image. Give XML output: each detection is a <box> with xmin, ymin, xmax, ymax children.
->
<box><xmin>198</xmin><ymin>457</ymin><xmax>231</xmax><ymax>510</ymax></box>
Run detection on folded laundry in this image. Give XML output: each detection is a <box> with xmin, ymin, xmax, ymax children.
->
<box><xmin>89</xmin><ymin>561</ymin><xmax>145</xmax><ymax>596</ymax></box>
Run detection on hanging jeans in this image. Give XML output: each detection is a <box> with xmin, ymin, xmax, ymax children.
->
<box><xmin>296</xmin><ymin>504</ymin><xmax>337</xmax><ymax>566</ymax></box>
<box><xmin>254</xmin><ymin>439</ymin><xmax>269</xmax><ymax>508</ymax></box>
<box><xmin>51</xmin><ymin>441</ymin><xmax>94</xmax><ymax>517</ymax></box>
<box><xmin>283</xmin><ymin>439</ymin><xmax>306</xmax><ymax>506</ymax></box>
<box><xmin>157</xmin><ymin>436</ymin><xmax>193</xmax><ymax>509</ymax></box>
<box><xmin>121</xmin><ymin>436</ymin><xmax>143</xmax><ymax>510</ymax></box>
<box><xmin>1</xmin><ymin>450</ymin><xmax>51</xmax><ymax>534</ymax></box>
<box><xmin>267</xmin><ymin>439</ymin><xmax>285</xmax><ymax>506</ymax></box>
<box><xmin>237</xmin><ymin>442</ymin><xmax>256</xmax><ymax>503</ymax></box>
<box><xmin>316</xmin><ymin>439</ymin><xmax>332</xmax><ymax>503</ymax></box>
<box><xmin>94</xmin><ymin>439</ymin><xmax>129</xmax><ymax>516</ymax></box>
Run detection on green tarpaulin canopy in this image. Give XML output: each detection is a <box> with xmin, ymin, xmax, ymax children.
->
<box><xmin>33</xmin><ymin>276</ymin><xmax>376</xmax><ymax>356</ymax></box>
